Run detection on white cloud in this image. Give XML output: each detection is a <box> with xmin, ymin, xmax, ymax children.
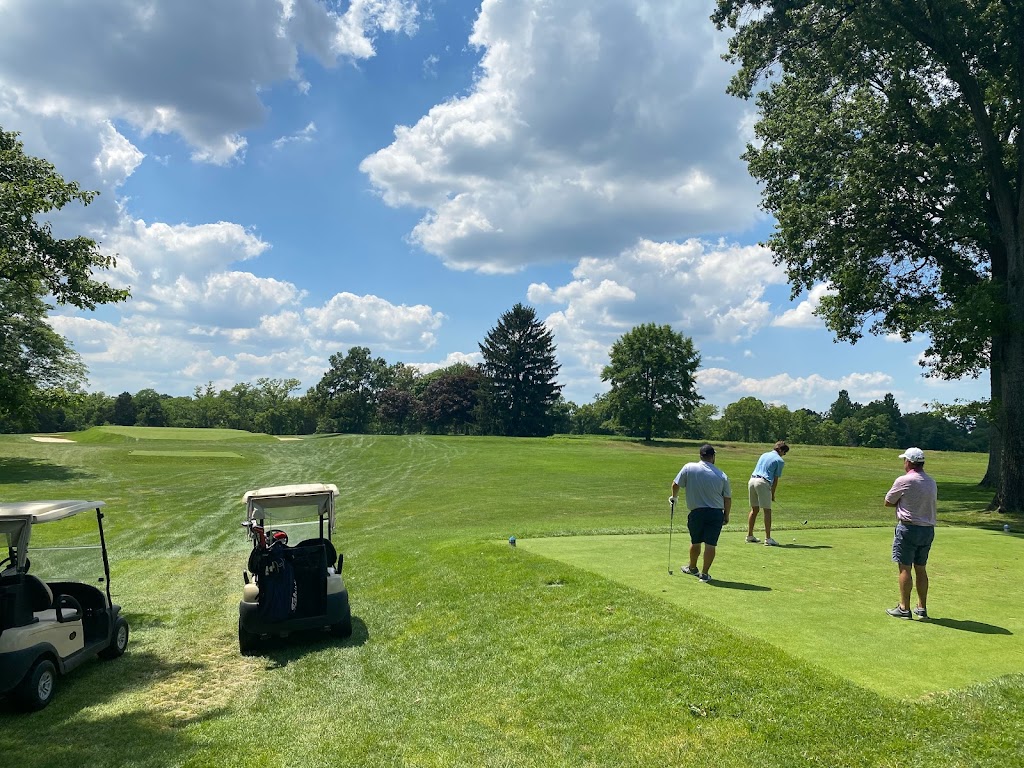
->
<box><xmin>772</xmin><ymin>283</ymin><xmax>834</xmax><ymax>328</ymax></box>
<box><xmin>697</xmin><ymin>368</ymin><xmax>897</xmax><ymax>411</ymax></box>
<box><xmin>361</xmin><ymin>0</ymin><xmax>763</xmax><ymax>272</ymax></box>
<box><xmin>411</xmin><ymin>351</ymin><xmax>483</xmax><ymax>375</ymax></box>
<box><xmin>0</xmin><ymin>0</ymin><xmax>420</xmax><ymax>164</ymax></box>
<box><xmin>272</xmin><ymin>121</ymin><xmax>318</xmax><ymax>150</ymax></box>
<box><xmin>528</xmin><ymin>238</ymin><xmax>786</xmax><ymax>400</ymax></box>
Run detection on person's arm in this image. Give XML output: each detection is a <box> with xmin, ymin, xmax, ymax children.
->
<box><xmin>884</xmin><ymin>477</ymin><xmax>904</xmax><ymax>508</ymax></box>
<box><xmin>671</xmin><ymin>482</ymin><xmax>680</xmax><ymax>501</ymax></box>
<box><xmin>771</xmin><ymin>477</ymin><xmax>779</xmax><ymax>501</ymax></box>
<box><xmin>723</xmin><ymin>495</ymin><xmax>732</xmax><ymax>524</ymax></box>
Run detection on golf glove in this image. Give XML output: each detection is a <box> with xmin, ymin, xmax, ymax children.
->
<box><xmin>669</xmin><ymin>496</ymin><xmax>677</xmax><ymax>505</ymax></box>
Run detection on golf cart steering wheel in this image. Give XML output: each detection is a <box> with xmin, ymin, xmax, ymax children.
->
<box><xmin>0</xmin><ymin>554</ymin><xmax>12</xmax><ymax>570</ymax></box>
<box><xmin>267</xmin><ymin>529</ymin><xmax>288</xmax><ymax>546</ymax></box>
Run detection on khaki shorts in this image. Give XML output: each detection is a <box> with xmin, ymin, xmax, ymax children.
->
<box><xmin>748</xmin><ymin>476</ymin><xmax>772</xmax><ymax>509</ymax></box>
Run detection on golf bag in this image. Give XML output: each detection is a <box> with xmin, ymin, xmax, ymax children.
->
<box><xmin>254</xmin><ymin>541</ymin><xmax>297</xmax><ymax>623</ymax></box>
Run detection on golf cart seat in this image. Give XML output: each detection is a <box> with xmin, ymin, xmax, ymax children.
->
<box><xmin>294</xmin><ymin>538</ymin><xmax>338</xmax><ymax>570</ymax></box>
<box><xmin>25</xmin><ymin>575</ymin><xmax>53</xmax><ymax>612</ymax></box>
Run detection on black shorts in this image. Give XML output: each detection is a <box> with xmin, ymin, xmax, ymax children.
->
<box><xmin>892</xmin><ymin>522</ymin><xmax>935</xmax><ymax>566</ymax></box>
<box><xmin>687</xmin><ymin>507</ymin><xmax>725</xmax><ymax>547</ymax></box>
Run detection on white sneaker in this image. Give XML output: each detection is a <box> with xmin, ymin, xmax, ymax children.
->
<box><xmin>764</xmin><ymin>537</ymin><xmax>779</xmax><ymax>547</ymax></box>
<box><xmin>745</xmin><ymin>535</ymin><xmax>759</xmax><ymax>543</ymax></box>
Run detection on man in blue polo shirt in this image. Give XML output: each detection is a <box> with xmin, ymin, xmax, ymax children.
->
<box><xmin>746</xmin><ymin>440</ymin><xmax>789</xmax><ymax>546</ymax></box>
<box><xmin>671</xmin><ymin>444</ymin><xmax>732</xmax><ymax>583</ymax></box>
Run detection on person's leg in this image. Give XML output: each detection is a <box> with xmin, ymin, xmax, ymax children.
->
<box><xmin>913</xmin><ymin>564</ymin><xmax>928</xmax><ymax>611</ymax></box>
<box><xmin>747</xmin><ymin>507</ymin><xmax>760</xmax><ymax>537</ymax></box>
<box><xmin>897</xmin><ymin>564</ymin><xmax>913</xmax><ymax>611</ymax></box>
<box><xmin>702</xmin><ymin>544</ymin><xmax>716</xmax><ymax>574</ymax></box>
<box><xmin>763</xmin><ymin>508</ymin><xmax>773</xmax><ymax>540</ymax></box>
<box><xmin>688</xmin><ymin>543</ymin><xmax>701</xmax><ymax>571</ymax></box>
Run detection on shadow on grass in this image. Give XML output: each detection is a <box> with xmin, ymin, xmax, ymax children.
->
<box><xmin>0</xmin><ymin>457</ymin><xmax>91</xmax><ymax>484</ymax></box>
<box><xmin>0</xmin><ymin>651</ymin><xmax>223</xmax><ymax>767</ymax></box>
<box><xmin>927</xmin><ymin>617</ymin><xmax>1012</xmax><ymax>635</ymax></box>
<box><xmin>254</xmin><ymin>616</ymin><xmax>370</xmax><ymax>668</ymax></box>
<box><xmin>779</xmin><ymin>544</ymin><xmax>833</xmax><ymax>550</ymax></box>
<box><xmin>708</xmin><ymin>580</ymin><xmax>771</xmax><ymax>591</ymax></box>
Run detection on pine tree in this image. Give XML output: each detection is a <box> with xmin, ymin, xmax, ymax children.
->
<box><xmin>478</xmin><ymin>304</ymin><xmax>562</xmax><ymax>437</ymax></box>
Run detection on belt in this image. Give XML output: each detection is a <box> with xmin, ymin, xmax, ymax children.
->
<box><xmin>751</xmin><ymin>475</ymin><xmax>769</xmax><ymax>481</ymax></box>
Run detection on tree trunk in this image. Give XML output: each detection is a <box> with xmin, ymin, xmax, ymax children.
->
<box><xmin>980</xmin><ymin>337</ymin><xmax>1002</xmax><ymax>490</ymax></box>
<box><xmin>997</xmin><ymin>238</ymin><xmax>1024</xmax><ymax>513</ymax></box>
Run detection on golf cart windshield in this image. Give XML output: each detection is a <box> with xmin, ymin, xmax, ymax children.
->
<box><xmin>0</xmin><ymin>501</ymin><xmax>109</xmax><ymax>589</ymax></box>
<box><xmin>243</xmin><ymin>483</ymin><xmax>338</xmax><ymax>540</ymax></box>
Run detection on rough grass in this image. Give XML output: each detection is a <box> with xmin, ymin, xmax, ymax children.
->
<box><xmin>0</xmin><ymin>433</ymin><xmax>1020</xmax><ymax>767</ymax></box>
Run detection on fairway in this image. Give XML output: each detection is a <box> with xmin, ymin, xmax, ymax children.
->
<box><xmin>3</xmin><ymin>431</ymin><xmax>1022</xmax><ymax>768</ymax></box>
<box><xmin>519</xmin><ymin>526</ymin><xmax>1023</xmax><ymax>697</ymax></box>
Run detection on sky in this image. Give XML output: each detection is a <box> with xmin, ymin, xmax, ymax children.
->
<box><xmin>0</xmin><ymin>0</ymin><xmax>989</xmax><ymax>415</ymax></box>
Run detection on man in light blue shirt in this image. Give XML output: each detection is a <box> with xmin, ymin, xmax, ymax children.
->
<box><xmin>746</xmin><ymin>441</ymin><xmax>789</xmax><ymax>546</ymax></box>
<box><xmin>671</xmin><ymin>444</ymin><xmax>732</xmax><ymax>583</ymax></box>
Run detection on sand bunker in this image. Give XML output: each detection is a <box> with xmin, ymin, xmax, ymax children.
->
<box><xmin>31</xmin><ymin>436</ymin><xmax>75</xmax><ymax>443</ymax></box>
<box><xmin>276</xmin><ymin>437</ymin><xmax>302</xmax><ymax>441</ymax></box>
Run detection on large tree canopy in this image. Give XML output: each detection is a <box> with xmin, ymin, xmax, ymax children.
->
<box><xmin>1</xmin><ymin>128</ymin><xmax>127</xmax><ymax>309</ymax></box>
<box><xmin>713</xmin><ymin>0</ymin><xmax>1023</xmax><ymax>510</ymax></box>
<box><xmin>1</xmin><ymin>127</ymin><xmax>129</xmax><ymax>430</ymax></box>
<box><xmin>479</xmin><ymin>303</ymin><xmax>562</xmax><ymax>437</ymax></box>
<box><xmin>601</xmin><ymin>323</ymin><xmax>702</xmax><ymax>441</ymax></box>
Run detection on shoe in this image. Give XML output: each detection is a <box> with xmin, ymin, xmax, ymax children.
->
<box><xmin>764</xmin><ymin>537</ymin><xmax>779</xmax><ymax>546</ymax></box>
<box><xmin>681</xmin><ymin>566</ymin><xmax>700</xmax><ymax>576</ymax></box>
<box><xmin>745</xmin><ymin>535</ymin><xmax>760</xmax><ymax>543</ymax></box>
<box><xmin>698</xmin><ymin>572</ymin><xmax>712</xmax><ymax>583</ymax></box>
<box><xmin>913</xmin><ymin>607</ymin><xmax>929</xmax><ymax>619</ymax></box>
<box><xmin>886</xmin><ymin>606</ymin><xmax>912</xmax><ymax>619</ymax></box>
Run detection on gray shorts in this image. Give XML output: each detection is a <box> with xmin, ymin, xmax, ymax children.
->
<box><xmin>748</xmin><ymin>476</ymin><xmax>772</xmax><ymax>509</ymax></box>
<box><xmin>892</xmin><ymin>522</ymin><xmax>934</xmax><ymax>566</ymax></box>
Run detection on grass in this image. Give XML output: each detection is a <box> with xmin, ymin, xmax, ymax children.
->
<box><xmin>0</xmin><ymin>428</ymin><xmax>1021</xmax><ymax>767</ymax></box>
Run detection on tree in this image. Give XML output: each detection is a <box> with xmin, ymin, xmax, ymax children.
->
<box><xmin>313</xmin><ymin>347</ymin><xmax>393</xmax><ymax>433</ymax></box>
<box><xmin>133</xmin><ymin>388</ymin><xmax>168</xmax><ymax>427</ymax></box>
<box><xmin>568</xmin><ymin>394</ymin><xmax>615</xmax><ymax>436</ymax></box>
<box><xmin>827</xmin><ymin>391</ymin><xmax>861</xmax><ymax>424</ymax></box>
<box><xmin>416</xmin><ymin>364</ymin><xmax>482</xmax><ymax>435</ymax></box>
<box><xmin>478</xmin><ymin>304</ymin><xmax>562</xmax><ymax>437</ymax></box>
<box><xmin>600</xmin><ymin>324</ymin><xmax>701</xmax><ymax>441</ymax></box>
<box><xmin>112</xmin><ymin>392</ymin><xmax>136</xmax><ymax>426</ymax></box>
<box><xmin>0</xmin><ymin>280</ymin><xmax>86</xmax><ymax>431</ymax></box>
<box><xmin>713</xmin><ymin>1</ymin><xmax>1024</xmax><ymax>510</ymax></box>
<box><xmin>1</xmin><ymin>128</ymin><xmax>130</xmax><ymax>430</ymax></box>
<box><xmin>719</xmin><ymin>396</ymin><xmax>770</xmax><ymax>443</ymax></box>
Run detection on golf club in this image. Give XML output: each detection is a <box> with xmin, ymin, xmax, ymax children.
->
<box><xmin>667</xmin><ymin>496</ymin><xmax>676</xmax><ymax>574</ymax></box>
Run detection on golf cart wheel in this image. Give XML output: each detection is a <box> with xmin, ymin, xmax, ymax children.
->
<box><xmin>329</xmin><ymin>615</ymin><xmax>352</xmax><ymax>638</ymax></box>
<box><xmin>100</xmin><ymin>617</ymin><xmax>130</xmax><ymax>660</ymax></box>
<box><xmin>15</xmin><ymin>658</ymin><xmax>57</xmax><ymax>711</ymax></box>
<box><xmin>238</xmin><ymin>619</ymin><xmax>259</xmax><ymax>655</ymax></box>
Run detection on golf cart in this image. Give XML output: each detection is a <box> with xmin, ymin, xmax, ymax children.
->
<box><xmin>0</xmin><ymin>500</ymin><xmax>129</xmax><ymax>711</ymax></box>
<box><xmin>238</xmin><ymin>483</ymin><xmax>352</xmax><ymax>654</ymax></box>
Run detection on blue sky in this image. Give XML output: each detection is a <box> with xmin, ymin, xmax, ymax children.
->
<box><xmin>0</xmin><ymin>0</ymin><xmax>988</xmax><ymax>414</ymax></box>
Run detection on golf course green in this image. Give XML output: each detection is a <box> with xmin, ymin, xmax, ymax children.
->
<box><xmin>521</xmin><ymin>527</ymin><xmax>1023</xmax><ymax>697</ymax></box>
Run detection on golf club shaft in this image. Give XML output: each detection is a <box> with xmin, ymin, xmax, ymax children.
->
<box><xmin>667</xmin><ymin>500</ymin><xmax>675</xmax><ymax>573</ymax></box>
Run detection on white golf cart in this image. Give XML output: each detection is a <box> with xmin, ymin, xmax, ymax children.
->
<box><xmin>238</xmin><ymin>483</ymin><xmax>352</xmax><ymax>654</ymax></box>
<box><xmin>0</xmin><ymin>500</ymin><xmax>129</xmax><ymax>711</ymax></box>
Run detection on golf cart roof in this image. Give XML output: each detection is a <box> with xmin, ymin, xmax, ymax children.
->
<box><xmin>243</xmin><ymin>483</ymin><xmax>338</xmax><ymax>511</ymax></box>
<box><xmin>0</xmin><ymin>500</ymin><xmax>105</xmax><ymax>524</ymax></box>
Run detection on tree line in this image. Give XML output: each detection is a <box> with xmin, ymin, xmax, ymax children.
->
<box><xmin>15</xmin><ymin>318</ymin><xmax>988</xmax><ymax>454</ymax></box>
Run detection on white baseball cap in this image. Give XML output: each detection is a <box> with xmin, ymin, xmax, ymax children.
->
<box><xmin>899</xmin><ymin>447</ymin><xmax>925</xmax><ymax>463</ymax></box>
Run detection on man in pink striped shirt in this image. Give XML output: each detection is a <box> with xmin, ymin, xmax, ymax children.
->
<box><xmin>884</xmin><ymin>447</ymin><xmax>937</xmax><ymax>620</ymax></box>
